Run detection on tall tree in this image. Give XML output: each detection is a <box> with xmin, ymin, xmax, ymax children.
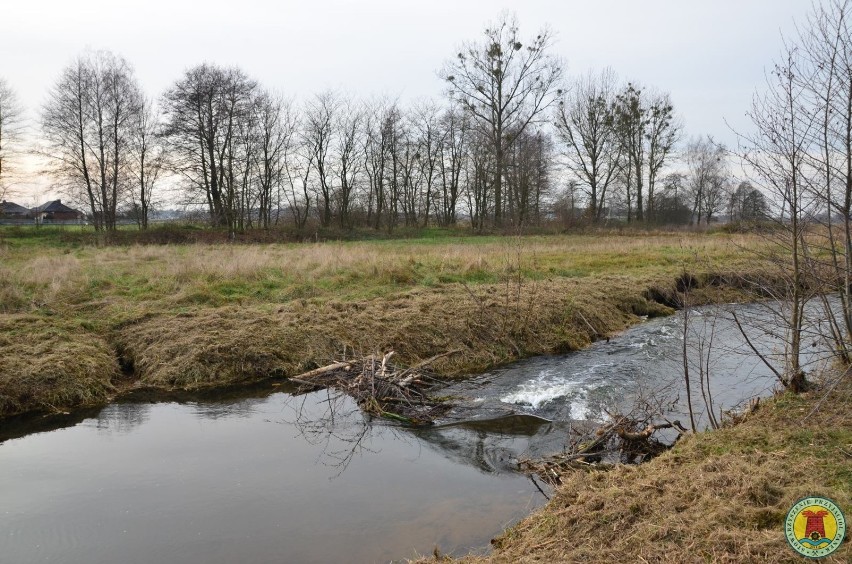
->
<box><xmin>441</xmin><ymin>13</ymin><xmax>562</xmax><ymax>226</ymax></box>
<box><xmin>555</xmin><ymin>69</ymin><xmax>621</xmax><ymax>221</ymax></box>
<box><xmin>130</xmin><ymin>97</ymin><xmax>164</xmax><ymax>229</ymax></box>
<box><xmin>685</xmin><ymin>136</ymin><xmax>727</xmax><ymax>225</ymax></box>
<box><xmin>613</xmin><ymin>83</ymin><xmax>645</xmax><ymax>222</ymax></box>
<box><xmin>645</xmin><ymin>92</ymin><xmax>680</xmax><ymax>222</ymax></box>
<box><xmin>0</xmin><ymin>78</ymin><xmax>24</xmax><ymax>200</ymax></box>
<box><xmin>161</xmin><ymin>63</ymin><xmax>257</xmax><ymax>230</ymax></box>
<box><xmin>335</xmin><ymin>98</ymin><xmax>364</xmax><ymax>229</ymax></box>
<box><xmin>613</xmin><ymin>84</ymin><xmax>679</xmax><ymax>223</ymax></box>
<box><xmin>42</xmin><ymin>51</ymin><xmax>143</xmax><ymax>231</ymax></box>
<box><xmin>252</xmin><ymin>91</ymin><xmax>296</xmax><ymax>229</ymax></box>
<box><xmin>738</xmin><ymin>47</ymin><xmax>816</xmax><ymax>392</ymax></box>
<box><xmin>302</xmin><ymin>91</ymin><xmax>338</xmax><ymax>228</ymax></box>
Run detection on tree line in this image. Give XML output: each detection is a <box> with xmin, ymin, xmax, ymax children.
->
<box><xmin>0</xmin><ymin>13</ymin><xmax>769</xmax><ymax>232</ymax></box>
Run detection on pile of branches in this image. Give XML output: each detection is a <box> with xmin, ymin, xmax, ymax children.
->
<box><xmin>289</xmin><ymin>350</ymin><xmax>458</xmax><ymax>426</ymax></box>
<box><xmin>519</xmin><ymin>413</ymin><xmax>688</xmax><ymax>488</ymax></box>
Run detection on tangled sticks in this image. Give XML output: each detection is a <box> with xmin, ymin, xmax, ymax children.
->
<box><xmin>519</xmin><ymin>414</ymin><xmax>689</xmax><ymax>487</ymax></box>
<box><xmin>289</xmin><ymin>351</ymin><xmax>460</xmax><ymax>426</ymax></box>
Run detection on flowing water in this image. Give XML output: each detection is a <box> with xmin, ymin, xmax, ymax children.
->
<box><xmin>0</xmin><ymin>303</ymin><xmax>835</xmax><ymax>563</ymax></box>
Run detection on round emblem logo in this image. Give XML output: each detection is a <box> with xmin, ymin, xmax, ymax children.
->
<box><xmin>785</xmin><ymin>496</ymin><xmax>846</xmax><ymax>558</ymax></box>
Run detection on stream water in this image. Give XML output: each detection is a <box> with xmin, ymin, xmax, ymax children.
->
<box><xmin>0</xmin><ymin>303</ymin><xmax>835</xmax><ymax>563</ymax></box>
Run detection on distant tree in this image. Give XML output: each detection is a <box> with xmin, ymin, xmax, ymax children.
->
<box><xmin>505</xmin><ymin>127</ymin><xmax>552</xmax><ymax>225</ymax></box>
<box><xmin>654</xmin><ymin>172</ymin><xmax>691</xmax><ymax>225</ymax></box>
<box><xmin>436</xmin><ymin>103</ymin><xmax>469</xmax><ymax>226</ymax></box>
<box><xmin>0</xmin><ymin>77</ymin><xmax>24</xmax><ymax>200</ymax></box>
<box><xmin>612</xmin><ymin>83</ymin><xmax>679</xmax><ymax>223</ymax></box>
<box><xmin>653</xmin><ymin>195</ymin><xmax>692</xmax><ymax>225</ymax></box>
<box><xmin>160</xmin><ymin>63</ymin><xmax>258</xmax><ymax>231</ymax></box>
<box><xmin>302</xmin><ymin>91</ymin><xmax>338</xmax><ymax>228</ymax></box>
<box><xmin>363</xmin><ymin>99</ymin><xmax>394</xmax><ymax>230</ymax></box>
<box><xmin>684</xmin><ymin>136</ymin><xmax>727</xmax><ymax>225</ymax></box>
<box><xmin>441</xmin><ymin>12</ymin><xmax>562</xmax><ymax>226</ymax></box>
<box><xmin>335</xmin><ymin>97</ymin><xmax>365</xmax><ymax>229</ymax></box>
<box><xmin>729</xmin><ymin>181</ymin><xmax>769</xmax><ymax>221</ymax></box>
<box><xmin>411</xmin><ymin>101</ymin><xmax>442</xmax><ymax>227</ymax></box>
<box><xmin>555</xmin><ymin>69</ymin><xmax>621</xmax><ymax>222</ymax></box>
<box><xmin>42</xmin><ymin>51</ymin><xmax>144</xmax><ymax>231</ymax></box>
<box><xmin>129</xmin><ymin>97</ymin><xmax>164</xmax><ymax>229</ymax></box>
<box><xmin>252</xmin><ymin>91</ymin><xmax>297</xmax><ymax>229</ymax></box>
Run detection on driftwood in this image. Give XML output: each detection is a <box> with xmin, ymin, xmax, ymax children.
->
<box><xmin>293</xmin><ymin>362</ymin><xmax>352</xmax><ymax>381</ymax></box>
<box><xmin>519</xmin><ymin>413</ymin><xmax>687</xmax><ymax>487</ymax></box>
<box><xmin>288</xmin><ymin>351</ymin><xmax>453</xmax><ymax>426</ymax></box>
<box><xmin>615</xmin><ymin>420</ymin><xmax>688</xmax><ymax>441</ymax></box>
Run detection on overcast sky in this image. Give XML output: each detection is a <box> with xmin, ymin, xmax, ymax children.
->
<box><xmin>1</xmin><ymin>0</ymin><xmax>814</xmax><ymax>202</ymax></box>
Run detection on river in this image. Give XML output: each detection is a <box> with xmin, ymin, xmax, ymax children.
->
<box><xmin>0</xmin><ymin>302</ymin><xmax>834</xmax><ymax>563</ymax></box>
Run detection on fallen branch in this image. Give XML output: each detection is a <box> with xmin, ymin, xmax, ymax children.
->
<box><xmin>616</xmin><ymin>421</ymin><xmax>680</xmax><ymax>441</ymax></box>
<box><xmin>293</xmin><ymin>362</ymin><xmax>352</xmax><ymax>381</ymax></box>
<box><xmin>519</xmin><ymin>413</ymin><xmax>681</xmax><ymax>486</ymax></box>
<box><xmin>287</xmin><ymin>351</ymin><xmax>454</xmax><ymax>426</ymax></box>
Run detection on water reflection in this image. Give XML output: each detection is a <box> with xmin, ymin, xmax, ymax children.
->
<box><xmin>0</xmin><ymin>390</ymin><xmax>544</xmax><ymax>564</ymax></box>
<box><xmin>94</xmin><ymin>402</ymin><xmax>151</xmax><ymax>434</ymax></box>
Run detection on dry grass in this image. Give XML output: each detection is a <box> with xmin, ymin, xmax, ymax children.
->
<box><xmin>0</xmin><ymin>315</ymin><xmax>119</xmax><ymax>417</ymax></box>
<box><xmin>0</xmin><ymin>232</ymin><xmax>762</xmax><ymax>317</ymax></box>
<box><xmin>115</xmin><ymin>275</ymin><xmax>678</xmax><ymax>390</ymax></box>
<box><xmin>0</xmin><ymin>230</ymin><xmax>774</xmax><ymax>415</ymax></box>
<box><xmin>451</xmin><ymin>373</ymin><xmax>852</xmax><ymax>564</ymax></box>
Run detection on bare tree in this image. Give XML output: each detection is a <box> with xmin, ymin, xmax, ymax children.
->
<box><xmin>613</xmin><ymin>83</ymin><xmax>679</xmax><ymax>223</ymax></box>
<box><xmin>303</xmin><ymin>91</ymin><xmax>338</xmax><ymax>228</ymax></box>
<box><xmin>685</xmin><ymin>136</ymin><xmax>727</xmax><ymax>225</ymax></box>
<box><xmin>737</xmin><ymin>46</ymin><xmax>817</xmax><ymax>392</ymax></box>
<box><xmin>728</xmin><ymin>181</ymin><xmax>769</xmax><ymax>222</ymax></box>
<box><xmin>797</xmin><ymin>0</ymin><xmax>852</xmax><ymax>355</ymax></box>
<box><xmin>645</xmin><ymin>92</ymin><xmax>680</xmax><ymax>222</ymax></box>
<box><xmin>411</xmin><ymin>101</ymin><xmax>442</xmax><ymax>227</ymax></box>
<box><xmin>130</xmin><ymin>97</ymin><xmax>164</xmax><ymax>229</ymax></box>
<box><xmin>335</xmin><ymin>97</ymin><xmax>364</xmax><ymax>229</ymax></box>
<box><xmin>555</xmin><ymin>69</ymin><xmax>621</xmax><ymax>221</ymax></box>
<box><xmin>41</xmin><ymin>51</ymin><xmax>143</xmax><ymax>231</ymax></box>
<box><xmin>436</xmin><ymin>103</ymin><xmax>468</xmax><ymax>226</ymax></box>
<box><xmin>613</xmin><ymin>83</ymin><xmax>645</xmax><ymax>222</ymax></box>
<box><xmin>505</xmin><ymin>127</ymin><xmax>552</xmax><ymax>225</ymax></box>
<box><xmin>161</xmin><ymin>63</ymin><xmax>257</xmax><ymax>231</ymax></box>
<box><xmin>441</xmin><ymin>12</ymin><xmax>562</xmax><ymax>226</ymax></box>
<box><xmin>363</xmin><ymin>99</ymin><xmax>394</xmax><ymax>230</ymax></box>
<box><xmin>252</xmin><ymin>91</ymin><xmax>296</xmax><ymax>229</ymax></box>
<box><xmin>0</xmin><ymin>78</ymin><xmax>24</xmax><ymax>200</ymax></box>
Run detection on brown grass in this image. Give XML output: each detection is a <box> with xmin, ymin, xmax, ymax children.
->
<box><xmin>115</xmin><ymin>275</ymin><xmax>679</xmax><ymax>391</ymax></box>
<box><xmin>452</xmin><ymin>373</ymin><xmax>852</xmax><ymax>564</ymax></box>
<box><xmin>0</xmin><ymin>315</ymin><xmax>119</xmax><ymax>417</ymax></box>
<box><xmin>0</xmin><ymin>231</ymin><xmax>775</xmax><ymax>415</ymax></box>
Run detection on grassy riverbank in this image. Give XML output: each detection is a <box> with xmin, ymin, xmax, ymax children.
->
<box><xmin>0</xmin><ymin>226</ymin><xmax>774</xmax><ymax>418</ymax></box>
<box><xmin>456</xmin><ymin>370</ymin><xmax>851</xmax><ymax>563</ymax></box>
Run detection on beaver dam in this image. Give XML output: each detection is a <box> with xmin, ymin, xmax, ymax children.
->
<box><xmin>0</xmin><ymin>303</ymin><xmax>826</xmax><ymax>563</ymax></box>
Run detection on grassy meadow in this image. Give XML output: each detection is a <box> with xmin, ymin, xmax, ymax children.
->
<box><xmin>0</xmin><ymin>225</ymin><xmax>774</xmax><ymax>418</ymax></box>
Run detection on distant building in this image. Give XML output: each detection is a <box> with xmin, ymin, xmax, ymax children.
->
<box><xmin>31</xmin><ymin>200</ymin><xmax>86</xmax><ymax>223</ymax></box>
<box><xmin>0</xmin><ymin>200</ymin><xmax>31</xmax><ymax>219</ymax></box>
